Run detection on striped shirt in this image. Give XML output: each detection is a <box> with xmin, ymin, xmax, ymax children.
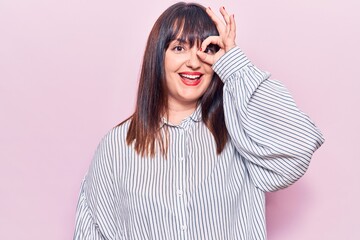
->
<box><xmin>74</xmin><ymin>47</ymin><xmax>324</xmax><ymax>240</ymax></box>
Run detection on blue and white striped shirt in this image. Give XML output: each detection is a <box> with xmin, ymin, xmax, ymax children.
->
<box><xmin>74</xmin><ymin>47</ymin><xmax>324</xmax><ymax>240</ymax></box>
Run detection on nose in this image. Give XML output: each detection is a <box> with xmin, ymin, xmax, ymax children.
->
<box><xmin>185</xmin><ymin>48</ymin><xmax>201</xmax><ymax>69</ymax></box>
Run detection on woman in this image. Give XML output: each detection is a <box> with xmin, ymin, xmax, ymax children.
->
<box><xmin>74</xmin><ymin>2</ymin><xmax>324</xmax><ymax>239</ymax></box>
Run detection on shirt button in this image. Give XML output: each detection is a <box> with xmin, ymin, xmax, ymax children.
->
<box><xmin>177</xmin><ymin>189</ymin><xmax>183</xmax><ymax>196</ymax></box>
<box><xmin>179</xmin><ymin>157</ymin><xmax>184</xmax><ymax>161</ymax></box>
<box><xmin>181</xmin><ymin>225</ymin><xmax>187</xmax><ymax>231</ymax></box>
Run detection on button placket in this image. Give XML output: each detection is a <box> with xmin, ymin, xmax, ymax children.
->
<box><xmin>177</xmin><ymin>189</ymin><xmax>183</xmax><ymax>197</ymax></box>
<box><xmin>175</xmin><ymin>127</ymin><xmax>188</xmax><ymax>239</ymax></box>
<box><xmin>181</xmin><ymin>224</ymin><xmax>187</xmax><ymax>231</ymax></box>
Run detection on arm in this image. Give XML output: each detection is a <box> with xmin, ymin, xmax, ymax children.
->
<box><xmin>198</xmin><ymin>7</ymin><xmax>324</xmax><ymax>191</ymax></box>
<box><xmin>74</xmin><ymin>133</ymin><xmax>116</xmax><ymax>239</ymax></box>
<box><xmin>213</xmin><ymin>47</ymin><xmax>324</xmax><ymax>191</ymax></box>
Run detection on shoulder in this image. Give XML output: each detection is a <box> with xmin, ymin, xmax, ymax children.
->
<box><xmin>94</xmin><ymin>118</ymin><xmax>132</xmax><ymax>156</ymax></box>
<box><xmin>103</xmin><ymin>118</ymin><xmax>131</xmax><ymax>146</ymax></box>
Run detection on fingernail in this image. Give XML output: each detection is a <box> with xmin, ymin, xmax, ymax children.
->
<box><xmin>222</xmin><ymin>6</ymin><xmax>225</xmax><ymax>10</ymax></box>
<box><xmin>208</xmin><ymin>7</ymin><xmax>211</xmax><ymax>10</ymax></box>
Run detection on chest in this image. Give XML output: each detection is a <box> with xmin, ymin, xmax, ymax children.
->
<box><xmin>115</xmin><ymin>124</ymin><xmax>246</xmax><ymax>205</ymax></box>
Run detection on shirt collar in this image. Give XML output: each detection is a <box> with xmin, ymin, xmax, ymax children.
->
<box><xmin>160</xmin><ymin>104</ymin><xmax>202</xmax><ymax>128</ymax></box>
<box><xmin>190</xmin><ymin>104</ymin><xmax>202</xmax><ymax>122</ymax></box>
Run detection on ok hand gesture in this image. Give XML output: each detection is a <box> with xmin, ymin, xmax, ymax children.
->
<box><xmin>197</xmin><ymin>6</ymin><xmax>237</xmax><ymax>65</ymax></box>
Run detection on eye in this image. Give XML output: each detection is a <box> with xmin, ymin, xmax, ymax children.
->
<box><xmin>172</xmin><ymin>45</ymin><xmax>185</xmax><ymax>52</ymax></box>
<box><xmin>204</xmin><ymin>47</ymin><xmax>214</xmax><ymax>54</ymax></box>
<box><xmin>204</xmin><ymin>44</ymin><xmax>219</xmax><ymax>55</ymax></box>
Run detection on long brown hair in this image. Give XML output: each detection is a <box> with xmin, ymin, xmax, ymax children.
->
<box><xmin>124</xmin><ymin>2</ymin><xmax>228</xmax><ymax>157</ymax></box>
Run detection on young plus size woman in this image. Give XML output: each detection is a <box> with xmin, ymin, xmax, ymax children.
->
<box><xmin>74</xmin><ymin>2</ymin><xmax>324</xmax><ymax>239</ymax></box>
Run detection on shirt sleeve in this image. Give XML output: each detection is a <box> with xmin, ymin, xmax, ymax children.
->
<box><xmin>213</xmin><ymin>47</ymin><xmax>325</xmax><ymax>192</ymax></box>
<box><xmin>74</xmin><ymin>133</ymin><xmax>116</xmax><ymax>239</ymax></box>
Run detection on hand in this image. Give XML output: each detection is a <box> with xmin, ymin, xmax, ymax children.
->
<box><xmin>197</xmin><ymin>6</ymin><xmax>237</xmax><ymax>65</ymax></box>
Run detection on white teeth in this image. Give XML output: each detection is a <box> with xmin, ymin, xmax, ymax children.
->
<box><xmin>180</xmin><ymin>74</ymin><xmax>201</xmax><ymax>80</ymax></box>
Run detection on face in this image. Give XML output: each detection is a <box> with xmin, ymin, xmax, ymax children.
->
<box><xmin>164</xmin><ymin>39</ymin><xmax>215</xmax><ymax>110</ymax></box>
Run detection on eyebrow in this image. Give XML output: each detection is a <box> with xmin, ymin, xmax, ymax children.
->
<box><xmin>170</xmin><ymin>37</ymin><xmax>201</xmax><ymax>48</ymax></box>
<box><xmin>176</xmin><ymin>37</ymin><xmax>189</xmax><ymax>43</ymax></box>
<box><xmin>169</xmin><ymin>39</ymin><xmax>187</xmax><ymax>47</ymax></box>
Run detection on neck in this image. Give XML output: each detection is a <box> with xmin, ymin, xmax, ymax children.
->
<box><xmin>167</xmin><ymin>102</ymin><xmax>197</xmax><ymax>125</ymax></box>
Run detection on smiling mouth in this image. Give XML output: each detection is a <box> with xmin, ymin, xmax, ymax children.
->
<box><xmin>179</xmin><ymin>73</ymin><xmax>203</xmax><ymax>86</ymax></box>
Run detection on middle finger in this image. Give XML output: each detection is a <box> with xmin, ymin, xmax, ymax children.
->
<box><xmin>219</xmin><ymin>6</ymin><xmax>231</xmax><ymax>25</ymax></box>
<box><xmin>206</xmin><ymin>7</ymin><xmax>225</xmax><ymax>30</ymax></box>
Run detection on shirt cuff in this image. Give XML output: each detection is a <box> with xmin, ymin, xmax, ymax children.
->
<box><xmin>212</xmin><ymin>46</ymin><xmax>252</xmax><ymax>82</ymax></box>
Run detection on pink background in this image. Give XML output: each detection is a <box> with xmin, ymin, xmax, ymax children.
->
<box><xmin>1</xmin><ymin>0</ymin><xmax>359</xmax><ymax>239</ymax></box>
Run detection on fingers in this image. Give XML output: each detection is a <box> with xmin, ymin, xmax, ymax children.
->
<box><xmin>206</xmin><ymin>6</ymin><xmax>236</xmax><ymax>39</ymax></box>
<box><xmin>198</xmin><ymin>36</ymin><xmax>222</xmax><ymax>65</ymax></box>
<box><xmin>200</xmin><ymin>36</ymin><xmax>222</xmax><ymax>52</ymax></box>
<box><xmin>219</xmin><ymin>7</ymin><xmax>236</xmax><ymax>38</ymax></box>
<box><xmin>219</xmin><ymin>6</ymin><xmax>231</xmax><ymax>25</ymax></box>
<box><xmin>205</xmin><ymin>7</ymin><xmax>224</xmax><ymax>29</ymax></box>
<box><xmin>206</xmin><ymin>6</ymin><xmax>232</xmax><ymax>30</ymax></box>
<box><xmin>229</xmin><ymin>14</ymin><xmax>236</xmax><ymax>41</ymax></box>
<box><xmin>201</xmin><ymin>6</ymin><xmax>237</xmax><ymax>64</ymax></box>
<box><xmin>196</xmin><ymin>51</ymin><xmax>212</xmax><ymax>64</ymax></box>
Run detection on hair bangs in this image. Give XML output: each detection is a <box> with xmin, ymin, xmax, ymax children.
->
<box><xmin>165</xmin><ymin>5</ymin><xmax>219</xmax><ymax>49</ymax></box>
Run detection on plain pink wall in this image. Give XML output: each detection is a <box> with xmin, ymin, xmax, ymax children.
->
<box><xmin>0</xmin><ymin>0</ymin><xmax>359</xmax><ymax>239</ymax></box>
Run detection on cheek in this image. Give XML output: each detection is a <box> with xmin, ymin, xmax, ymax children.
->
<box><xmin>204</xmin><ymin>64</ymin><xmax>214</xmax><ymax>75</ymax></box>
<box><xmin>201</xmin><ymin>75</ymin><xmax>213</xmax><ymax>92</ymax></box>
<box><xmin>164</xmin><ymin>52</ymin><xmax>187</xmax><ymax>72</ymax></box>
<box><xmin>205</xmin><ymin>70</ymin><xmax>215</xmax><ymax>84</ymax></box>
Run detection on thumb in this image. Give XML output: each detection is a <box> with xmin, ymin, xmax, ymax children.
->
<box><xmin>197</xmin><ymin>51</ymin><xmax>215</xmax><ymax>65</ymax></box>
